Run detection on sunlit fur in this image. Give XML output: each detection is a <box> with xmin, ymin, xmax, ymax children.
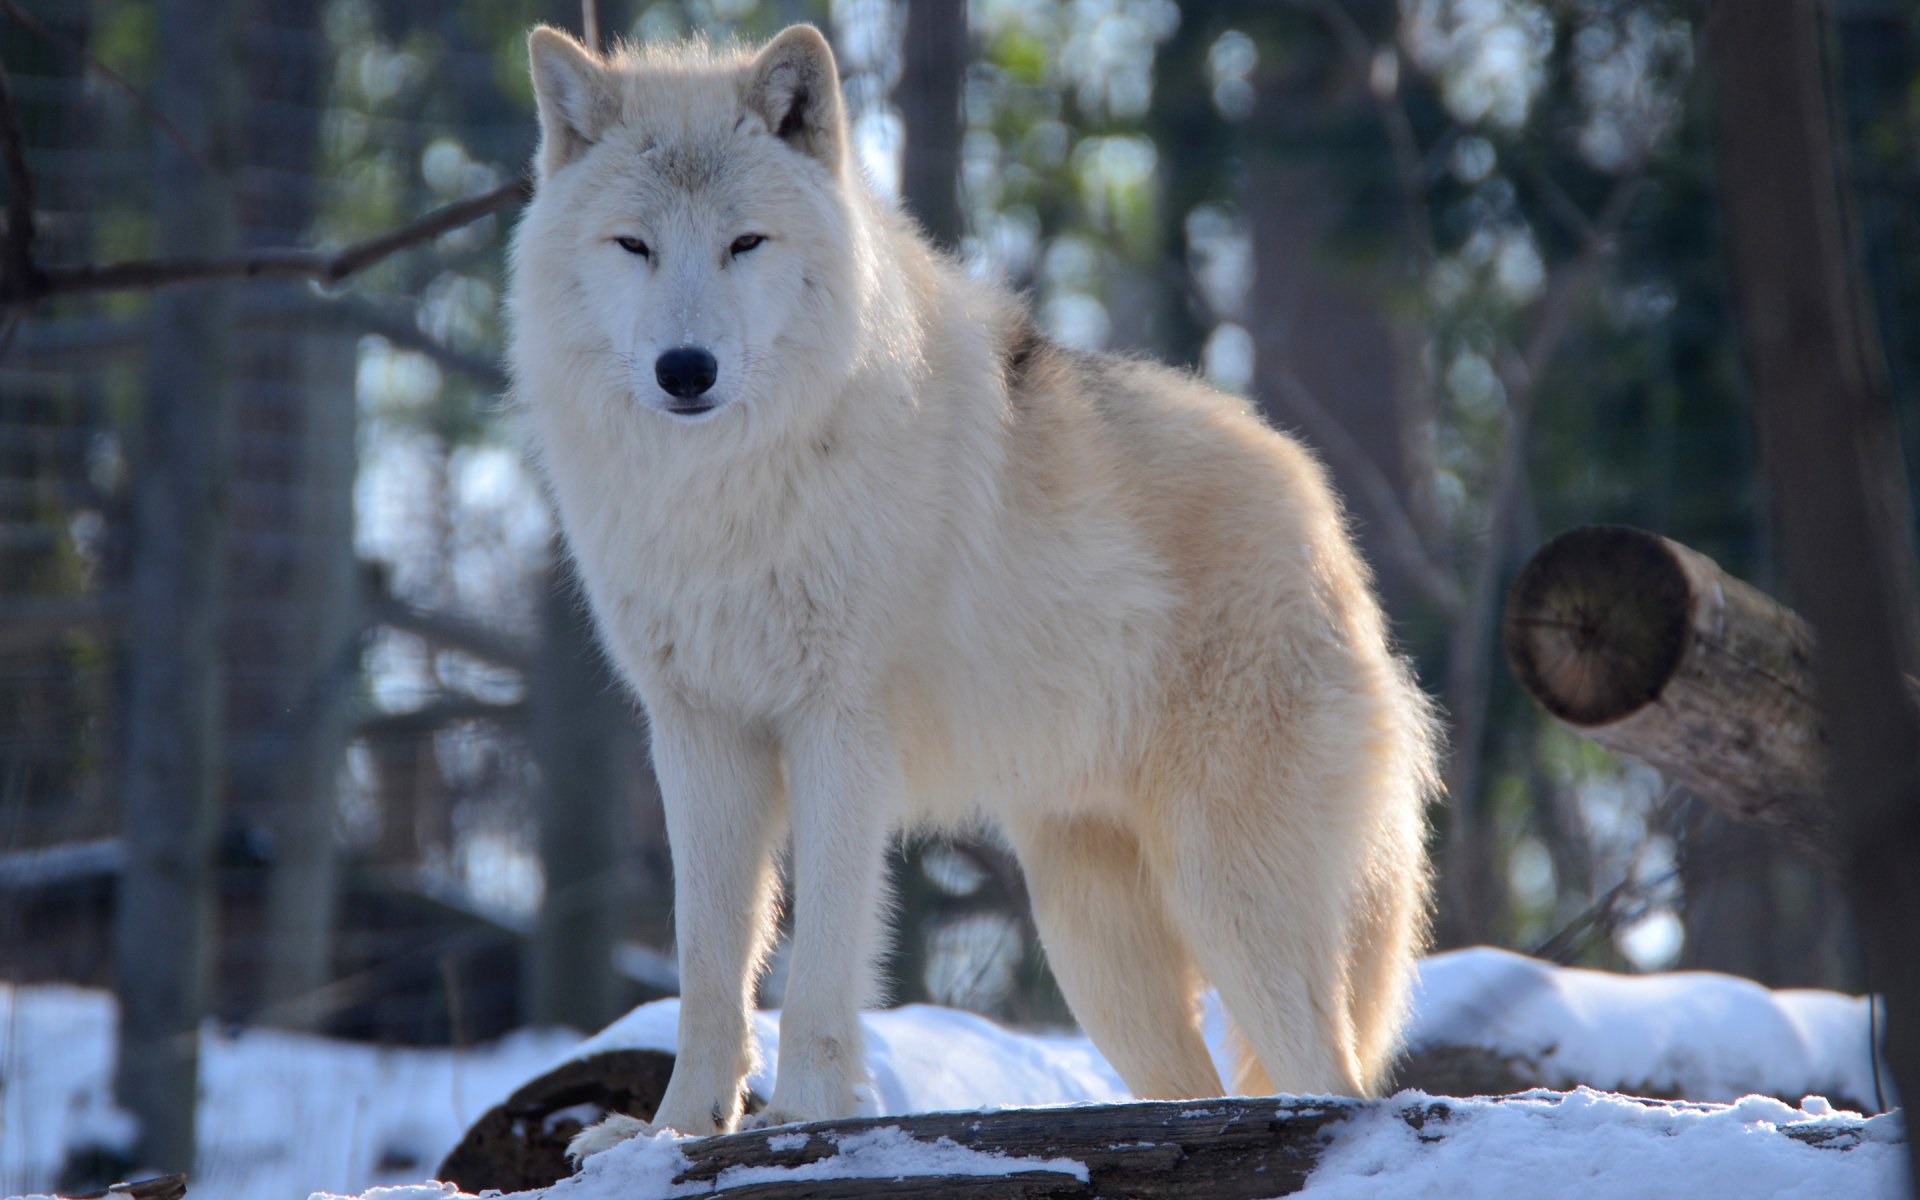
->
<box><xmin>510</xmin><ymin>24</ymin><xmax>1440</xmax><ymax>1158</ymax></box>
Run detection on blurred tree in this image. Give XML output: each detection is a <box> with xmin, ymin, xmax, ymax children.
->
<box><xmin>112</xmin><ymin>0</ymin><xmax>241</xmax><ymax>1172</ymax></box>
<box><xmin>1714</xmin><ymin>0</ymin><xmax>1920</xmax><ymax>1181</ymax></box>
<box><xmin>897</xmin><ymin>0</ymin><xmax>965</xmax><ymax>249</ymax></box>
<box><xmin>526</xmin><ymin>552</ymin><xmax>631</xmax><ymax>1032</ymax></box>
<box><xmin>240</xmin><ymin>0</ymin><xmax>361</xmax><ymax>1033</ymax></box>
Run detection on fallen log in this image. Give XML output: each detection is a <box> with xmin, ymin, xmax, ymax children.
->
<box><xmin>1502</xmin><ymin>525</ymin><xmax>1835</xmax><ymax>856</ymax></box>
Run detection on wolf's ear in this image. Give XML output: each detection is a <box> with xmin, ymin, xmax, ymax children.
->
<box><xmin>745</xmin><ymin>25</ymin><xmax>845</xmax><ymax>169</ymax></box>
<box><xmin>529</xmin><ymin>26</ymin><xmax>617</xmax><ymax>177</ymax></box>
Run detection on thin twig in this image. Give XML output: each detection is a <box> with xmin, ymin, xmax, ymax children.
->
<box><xmin>0</xmin><ymin>0</ymin><xmax>220</xmax><ymax>185</ymax></box>
<box><xmin>0</xmin><ymin>54</ymin><xmax>37</xmax><ymax>297</ymax></box>
<box><xmin>248</xmin><ymin>293</ymin><xmax>510</xmax><ymax>391</ymax></box>
<box><xmin>3</xmin><ymin>177</ymin><xmax>530</xmax><ymax>307</ymax></box>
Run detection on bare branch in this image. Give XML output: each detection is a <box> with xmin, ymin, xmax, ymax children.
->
<box><xmin>1261</xmin><ymin>359</ymin><xmax>1464</xmax><ymax>613</ymax></box>
<box><xmin>582</xmin><ymin>0</ymin><xmax>602</xmax><ymax>53</ymax></box>
<box><xmin>0</xmin><ymin>53</ymin><xmax>37</xmax><ymax>297</ymax></box>
<box><xmin>0</xmin><ymin>0</ymin><xmax>220</xmax><ymax>186</ymax></box>
<box><xmin>3</xmin><ymin>177</ymin><xmax>530</xmax><ymax>307</ymax></box>
<box><xmin>246</xmin><ymin>294</ymin><xmax>510</xmax><ymax>392</ymax></box>
<box><xmin>371</xmin><ymin>591</ymin><xmax>533</xmax><ymax>673</ymax></box>
<box><xmin>357</xmin><ymin>697</ymin><xmax>527</xmax><ymax>740</ymax></box>
<box><xmin>1503</xmin><ymin>178</ymin><xmax>1643</xmax><ymax>396</ymax></box>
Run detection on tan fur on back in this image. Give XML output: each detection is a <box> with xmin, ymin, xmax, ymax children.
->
<box><xmin>512</xmin><ymin>24</ymin><xmax>1439</xmax><ymax>1151</ymax></box>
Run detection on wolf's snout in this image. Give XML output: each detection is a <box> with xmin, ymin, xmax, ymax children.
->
<box><xmin>656</xmin><ymin>347</ymin><xmax>719</xmax><ymax>399</ymax></box>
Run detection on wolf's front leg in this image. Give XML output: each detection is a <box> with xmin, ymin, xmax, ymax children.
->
<box><xmin>576</xmin><ymin>708</ymin><xmax>784</xmax><ymax>1159</ymax></box>
<box><xmin>750</xmin><ymin>703</ymin><xmax>896</xmax><ymax>1128</ymax></box>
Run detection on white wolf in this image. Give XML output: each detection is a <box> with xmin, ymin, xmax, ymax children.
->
<box><xmin>509</xmin><ymin>24</ymin><xmax>1438</xmax><ymax>1155</ymax></box>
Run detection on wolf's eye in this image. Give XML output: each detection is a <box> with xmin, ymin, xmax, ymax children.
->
<box><xmin>615</xmin><ymin>236</ymin><xmax>650</xmax><ymax>258</ymax></box>
<box><xmin>730</xmin><ymin>234</ymin><xmax>767</xmax><ymax>257</ymax></box>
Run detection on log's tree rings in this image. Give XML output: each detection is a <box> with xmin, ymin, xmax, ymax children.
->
<box><xmin>1503</xmin><ymin>525</ymin><xmax>1693</xmax><ymax>727</ymax></box>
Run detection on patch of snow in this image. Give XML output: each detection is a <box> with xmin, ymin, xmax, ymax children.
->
<box><xmin>0</xmin><ymin>983</ymin><xmax>577</xmax><ymax>1200</ymax></box>
<box><xmin>1409</xmin><ymin>947</ymin><xmax>1887</xmax><ymax>1106</ymax></box>
<box><xmin>710</xmin><ymin>1126</ymin><xmax>1087</xmax><ymax>1188</ymax></box>
<box><xmin>1298</xmin><ymin>1088</ymin><xmax>1906</xmax><ymax>1199</ymax></box>
<box><xmin>310</xmin><ymin>1185</ymin><xmax>472</xmax><ymax>1200</ymax></box>
<box><xmin>566</xmin><ymin>999</ymin><xmax>1130</xmax><ymax>1114</ymax></box>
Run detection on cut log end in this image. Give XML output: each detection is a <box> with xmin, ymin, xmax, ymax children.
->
<box><xmin>1503</xmin><ymin>525</ymin><xmax>1693</xmax><ymax>726</ymax></box>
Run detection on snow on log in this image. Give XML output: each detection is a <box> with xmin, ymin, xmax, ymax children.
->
<box><xmin>654</xmin><ymin>1097</ymin><xmax>1339</xmax><ymax>1199</ymax></box>
<box><xmin>1503</xmin><ymin>525</ymin><xmax>1837</xmax><ymax>854</ymax></box>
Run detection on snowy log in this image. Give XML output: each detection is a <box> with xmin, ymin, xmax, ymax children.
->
<box><xmin>449</xmin><ymin>1091</ymin><xmax>1890</xmax><ymax>1200</ymax></box>
<box><xmin>1503</xmin><ymin>525</ymin><xmax>1842</xmax><ymax>855</ymax></box>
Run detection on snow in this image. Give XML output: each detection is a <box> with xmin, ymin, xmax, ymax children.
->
<box><xmin>1300</xmin><ymin>1089</ymin><xmax>1906</xmax><ymax>1200</ymax></box>
<box><xmin>1410</xmin><ymin>947</ymin><xmax>1887</xmax><ymax>1106</ymax></box>
<box><xmin>2</xmin><ymin>950</ymin><xmax>1907</xmax><ymax>1200</ymax></box>
<box><xmin>564</xmin><ymin>1000</ymin><xmax>1129</xmax><ymax>1116</ymax></box>
<box><xmin>499</xmin><ymin>1122</ymin><xmax>1092</xmax><ymax>1200</ymax></box>
<box><xmin>0</xmin><ymin>984</ymin><xmax>577</xmax><ymax>1200</ymax></box>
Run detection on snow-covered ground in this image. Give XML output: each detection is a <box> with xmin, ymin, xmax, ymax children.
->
<box><xmin>1</xmin><ymin>949</ymin><xmax>1905</xmax><ymax>1200</ymax></box>
<box><xmin>0</xmin><ymin>985</ymin><xmax>577</xmax><ymax>1200</ymax></box>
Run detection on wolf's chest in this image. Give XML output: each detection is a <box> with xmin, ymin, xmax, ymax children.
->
<box><xmin>592</xmin><ymin>553</ymin><xmax>845</xmax><ymax>716</ymax></box>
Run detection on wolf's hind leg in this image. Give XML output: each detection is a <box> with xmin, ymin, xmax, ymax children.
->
<box><xmin>1150</xmin><ymin>784</ymin><xmax>1369</xmax><ymax>1099</ymax></box>
<box><xmin>1009</xmin><ymin>815</ymin><xmax>1223</xmax><ymax>1100</ymax></box>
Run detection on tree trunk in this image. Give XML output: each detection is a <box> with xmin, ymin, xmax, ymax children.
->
<box><xmin>112</xmin><ymin>0</ymin><xmax>241</xmax><ymax>1173</ymax></box>
<box><xmin>1711</xmin><ymin>0</ymin><xmax>1920</xmax><ymax>1178</ymax></box>
<box><xmin>249</xmin><ymin>0</ymin><xmax>358</xmax><ymax>1030</ymax></box>
<box><xmin>526</xmin><ymin>554</ymin><xmax>631</xmax><ymax>1032</ymax></box>
<box><xmin>1504</xmin><ymin>525</ymin><xmax>1836</xmax><ymax>857</ymax></box>
<box><xmin>896</xmin><ymin>1</ymin><xmax>966</xmax><ymax>250</ymax></box>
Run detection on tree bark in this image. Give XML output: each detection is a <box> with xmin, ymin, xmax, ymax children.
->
<box><xmin>111</xmin><ymin>0</ymin><xmax>240</xmax><ymax>1173</ymax></box>
<box><xmin>248</xmin><ymin>0</ymin><xmax>359</xmax><ymax>1032</ymax></box>
<box><xmin>1710</xmin><ymin>0</ymin><xmax>1920</xmax><ymax>1173</ymax></box>
<box><xmin>1503</xmin><ymin>525</ymin><xmax>1837</xmax><ymax>857</ymax></box>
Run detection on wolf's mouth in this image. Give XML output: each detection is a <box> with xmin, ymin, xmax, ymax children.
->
<box><xmin>663</xmin><ymin>400</ymin><xmax>720</xmax><ymax>418</ymax></box>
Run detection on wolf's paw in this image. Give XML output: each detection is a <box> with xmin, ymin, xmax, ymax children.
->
<box><xmin>736</xmin><ymin>1108</ymin><xmax>800</xmax><ymax>1132</ymax></box>
<box><xmin>566</xmin><ymin>1114</ymin><xmax>654</xmax><ymax>1164</ymax></box>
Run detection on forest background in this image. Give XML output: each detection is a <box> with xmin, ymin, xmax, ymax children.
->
<box><xmin>3</xmin><ymin>0</ymin><xmax>1918</xmax><ymax>1182</ymax></box>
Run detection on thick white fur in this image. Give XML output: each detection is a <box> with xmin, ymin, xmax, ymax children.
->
<box><xmin>511</xmin><ymin>26</ymin><xmax>1439</xmax><ymax>1161</ymax></box>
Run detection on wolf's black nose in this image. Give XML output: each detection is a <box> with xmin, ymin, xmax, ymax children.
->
<box><xmin>656</xmin><ymin>347</ymin><xmax>718</xmax><ymax>398</ymax></box>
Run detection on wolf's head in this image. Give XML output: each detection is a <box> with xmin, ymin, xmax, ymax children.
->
<box><xmin>512</xmin><ymin>25</ymin><xmax>865</xmax><ymax>425</ymax></box>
